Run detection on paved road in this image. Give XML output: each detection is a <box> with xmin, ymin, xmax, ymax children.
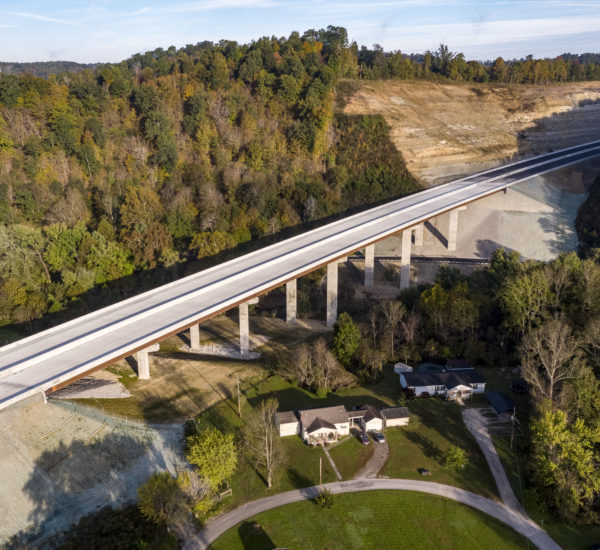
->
<box><xmin>354</xmin><ymin>437</ymin><xmax>389</xmax><ymax>479</ymax></box>
<box><xmin>463</xmin><ymin>408</ymin><xmax>523</xmax><ymax>512</ymax></box>
<box><xmin>183</xmin><ymin>479</ymin><xmax>561</xmax><ymax>550</ymax></box>
<box><xmin>2</xmin><ymin>140</ymin><xmax>600</xmax><ymax>410</ymax></box>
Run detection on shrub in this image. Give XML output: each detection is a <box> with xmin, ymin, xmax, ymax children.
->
<box><xmin>314</xmin><ymin>488</ymin><xmax>334</xmax><ymax>509</ymax></box>
<box><xmin>444</xmin><ymin>446</ymin><xmax>468</xmax><ymax>471</ymax></box>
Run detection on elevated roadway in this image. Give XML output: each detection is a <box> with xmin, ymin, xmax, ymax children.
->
<box><xmin>1</xmin><ymin>140</ymin><xmax>600</xmax><ymax>410</ymax></box>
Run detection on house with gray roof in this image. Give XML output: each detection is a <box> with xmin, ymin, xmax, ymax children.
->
<box><xmin>399</xmin><ymin>369</ymin><xmax>486</xmax><ymax>401</ymax></box>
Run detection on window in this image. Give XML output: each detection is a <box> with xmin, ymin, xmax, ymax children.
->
<box><xmin>434</xmin><ymin>385</ymin><xmax>445</xmax><ymax>392</ymax></box>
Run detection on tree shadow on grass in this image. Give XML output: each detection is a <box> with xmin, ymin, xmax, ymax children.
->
<box><xmin>6</xmin><ymin>429</ymin><xmax>180</xmax><ymax>548</ymax></box>
<box><xmin>404</xmin><ymin>430</ymin><xmax>443</xmax><ymax>463</ymax></box>
<box><xmin>286</xmin><ymin>466</ymin><xmax>314</xmax><ymax>489</ymax></box>
<box><xmin>237</xmin><ymin>521</ymin><xmax>276</xmax><ymax>550</ymax></box>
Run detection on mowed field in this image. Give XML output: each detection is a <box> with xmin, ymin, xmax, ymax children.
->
<box><xmin>209</xmin><ymin>491</ymin><xmax>529</xmax><ymax>550</ymax></box>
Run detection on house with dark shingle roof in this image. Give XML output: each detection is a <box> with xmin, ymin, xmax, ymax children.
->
<box><xmin>399</xmin><ymin>369</ymin><xmax>486</xmax><ymax>401</ymax></box>
<box><xmin>298</xmin><ymin>405</ymin><xmax>350</xmax><ymax>445</ymax></box>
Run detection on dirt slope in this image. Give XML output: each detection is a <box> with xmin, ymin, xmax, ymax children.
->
<box><xmin>343</xmin><ymin>80</ymin><xmax>600</xmax><ymax>185</ymax></box>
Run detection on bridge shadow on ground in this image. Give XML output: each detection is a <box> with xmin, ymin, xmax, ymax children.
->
<box><xmin>5</xmin><ymin>427</ymin><xmax>182</xmax><ymax>548</ymax></box>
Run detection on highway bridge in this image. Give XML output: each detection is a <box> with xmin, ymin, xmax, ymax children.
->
<box><xmin>1</xmin><ymin>140</ymin><xmax>600</xmax><ymax>411</ymax></box>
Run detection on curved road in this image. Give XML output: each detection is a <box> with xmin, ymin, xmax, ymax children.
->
<box><xmin>184</xmin><ymin>479</ymin><xmax>560</xmax><ymax>550</ymax></box>
<box><xmin>2</xmin><ymin>140</ymin><xmax>600</xmax><ymax>410</ymax></box>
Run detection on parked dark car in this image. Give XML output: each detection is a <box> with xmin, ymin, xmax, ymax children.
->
<box><xmin>359</xmin><ymin>432</ymin><xmax>370</xmax><ymax>445</ymax></box>
<box><xmin>373</xmin><ymin>432</ymin><xmax>386</xmax><ymax>444</ymax></box>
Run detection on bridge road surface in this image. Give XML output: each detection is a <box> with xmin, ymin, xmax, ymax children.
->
<box><xmin>1</xmin><ymin>140</ymin><xmax>600</xmax><ymax>411</ymax></box>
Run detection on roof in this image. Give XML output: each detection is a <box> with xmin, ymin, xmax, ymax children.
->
<box><xmin>381</xmin><ymin>407</ymin><xmax>410</xmax><ymax>420</ymax></box>
<box><xmin>402</xmin><ymin>372</ymin><xmax>445</xmax><ymax>387</ymax></box>
<box><xmin>446</xmin><ymin>359</ymin><xmax>474</xmax><ymax>371</ymax></box>
<box><xmin>446</xmin><ymin>371</ymin><xmax>486</xmax><ymax>388</ymax></box>
<box><xmin>394</xmin><ymin>362</ymin><xmax>413</xmax><ymax>373</ymax></box>
<box><xmin>305</xmin><ymin>417</ymin><xmax>337</xmax><ymax>434</ymax></box>
<box><xmin>277</xmin><ymin>411</ymin><xmax>299</xmax><ymax>425</ymax></box>
<box><xmin>359</xmin><ymin>404</ymin><xmax>383</xmax><ymax>422</ymax></box>
<box><xmin>403</xmin><ymin>370</ymin><xmax>485</xmax><ymax>389</ymax></box>
<box><xmin>299</xmin><ymin>405</ymin><xmax>348</xmax><ymax>427</ymax></box>
<box><xmin>347</xmin><ymin>409</ymin><xmax>366</xmax><ymax>419</ymax></box>
<box><xmin>487</xmin><ymin>391</ymin><xmax>514</xmax><ymax>414</ymax></box>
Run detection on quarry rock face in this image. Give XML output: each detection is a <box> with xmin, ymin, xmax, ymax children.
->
<box><xmin>344</xmin><ymin>80</ymin><xmax>600</xmax><ymax>186</ymax></box>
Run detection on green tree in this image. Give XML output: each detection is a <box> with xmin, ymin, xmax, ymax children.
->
<box><xmin>530</xmin><ymin>403</ymin><xmax>600</xmax><ymax>522</ymax></box>
<box><xmin>332</xmin><ymin>312</ymin><xmax>361</xmax><ymax>368</ymax></box>
<box><xmin>137</xmin><ymin>472</ymin><xmax>185</xmax><ymax>527</ymax></box>
<box><xmin>444</xmin><ymin>446</ymin><xmax>468</xmax><ymax>470</ymax></box>
<box><xmin>186</xmin><ymin>426</ymin><xmax>237</xmax><ymax>490</ymax></box>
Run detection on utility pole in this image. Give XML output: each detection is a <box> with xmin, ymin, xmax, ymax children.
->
<box><xmin>319</xmin><ymin>457</ymin><xmax>322</xmax><ymax>491</ymax></box>
<box><xmin>510</xmin><ymin>406</ymin><xmax>516</xmax><ymax>449</ymax></box>
<box><xmin>237</xmin><ymin>378</ymin><xmax>241</xmax><ymax>418</ymax></box>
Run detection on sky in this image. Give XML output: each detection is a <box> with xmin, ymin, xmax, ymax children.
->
<box><xmin>0</xmin><ymin>0</ymin><xmax>598</xmax><ymax>64</ymax></box>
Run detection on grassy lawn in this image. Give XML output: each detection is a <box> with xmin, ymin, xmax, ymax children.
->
<box><xmin>328</xmin><ymin>434</ymin><xmax>374</xmax><ymax>480</ymax></box>
<box><xmin>382</xmin><ymin>399</ymin><xmax>499</xmax><ymax>500</ymax></box>
<box><xmin>209</xmin><ymin>490</ymin><xmax>531</xmax><ymax>550</ymax></box>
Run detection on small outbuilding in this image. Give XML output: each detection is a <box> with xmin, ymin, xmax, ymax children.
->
<box><xmin>276</xmin><ymin>410</ymin><xmax>300</xmax><ymax>437</ymax></box>
<box><xmin>381</xmin><ymin>406</ymin><xmax>410</xmax><ymax>428</ymax></box>
<box><xmin>487</xmin><ymin>391</ymin><xmax>515</xmax><ymax>416</ymax></box>
<box><xmin>358</xmin><ymin>405</ymin><xmax>384</xmax><ymax>432</ymax></box>
<box><xmin>394</xmin><ymin>362</ymin><xmax>413</xmax><ymax>375</ymax></box>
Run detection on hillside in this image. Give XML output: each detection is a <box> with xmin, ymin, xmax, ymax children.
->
<box><xmin>343</xmin><ymin>80</ymin><xmax>600</xmax><ymax>184</ymax></box>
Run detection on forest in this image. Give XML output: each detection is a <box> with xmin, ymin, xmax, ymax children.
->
<box><xmin>2</xmin><ymin>26</ymin><xmax>600</xmax><ymax>335</ymax></box>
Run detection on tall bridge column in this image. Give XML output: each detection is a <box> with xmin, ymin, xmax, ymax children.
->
<box><xmin>414</xmin><ymin>223</ymin><xmax>424</xmax><ymax>247</ymax></box>
<box><xmin>326</xmin><ymin>261</ymin><xmax>339</xmax><ymax>327</ymax></box>
<box><xmin>364</xmin><ymin>243</ymin><xmax>375</xmax><ymax>287</ymax></box>
<box><xmin>239</xmin><ymin>302</ymin><xmax>249</xmax><ymax>357</ymax></box>
<box><xmin>239</xmin><ymin>297</ymin><xmax>258</xmax><ymax>357</ymax></box>
<box><xmin>189</xmin><ymin>324</ymin><xmax>200</xmax><ymax>349</ymax></box>
<box><xmin>400</xmin><ymin>229</ymin><xmax>412</xmax><ymax>290</ymax></box>
<box><xmin>447</xmin><ymin>206</ymin><xmax>466</xmax><ymax>252</ymax></box>
<box><xmin>135</xmin><ymin>343</ymin><xmax>160</xmax><ymax>380</ymax></box>
<box><xmin>286</xmin><ymin>279</ymin><xmax>297</xmax><ymax>323</ymax></box>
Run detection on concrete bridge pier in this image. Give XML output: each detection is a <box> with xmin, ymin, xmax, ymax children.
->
<box><xmin>286</xmin><ymin>279</ymin><xmax>297</xmax><ymax>323</ymax></box>
<box><xmin>326</xmin><ymin>261</ymin><xmax>339</xmax><ymax>327</ymax></box>
<box><xmin>364</xmin><ymin>243</ymin><xmax>375</xmax><ymax>287</ymax></box>
<box><xmin>400</xmin><ymin>229</ymin><xmax>412</xmax><ymax>290</ymax></box>
<box><xmin>189</xmin><ymin>324</ymin><xmax>200</xmax><ymax>349</ymax></box>
<box><xmin>135</xmin><ymin>343</ymin><xmax>160</xmax><ymax>380</ymax></box>
<box><xmin>239</xmin><ymin>297</ymin><xmax>258</xmax><ymax>357</ymax></box>
<box><xmin>414</xmin><ymin>223</ymin><xmax>424</xmax><ymax>247</ymax></box>
<box><xmin>448</xmin><ymin>206</ymin><xmax>467</xmax><ymax>251</ymax></box>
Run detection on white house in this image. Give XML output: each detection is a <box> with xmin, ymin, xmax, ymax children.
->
<box><xmin>299</xmin><ymin>405</ymin><xmax>350</xmax><ymax>445</ymax></box>
<box><xmin>381</xmin><ymin>406</ymin><xmax>410</xmax><ymax>427</ymax></box>
<box><xmin>399</xmin><ymin>370</ymin><xmax>486</xmax><ymax>401</ymax></box>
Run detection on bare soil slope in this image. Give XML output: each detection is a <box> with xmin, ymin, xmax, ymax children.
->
<box><xmin>343</xmin><ymin>80</ymin><xmax>600</xmax><ymax>184</ymax></box>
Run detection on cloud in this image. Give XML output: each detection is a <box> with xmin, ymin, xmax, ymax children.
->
<box><xmin>355</xmin><ymin>15</ymin><xmax>600</xmax><ymax>52</ymax></box>
<box><xmin>9</xmin><ymin>11</ymin><xmax>74</xmax><ymax>24</ymax></box>
<box><xmin>164</xmin><ymin>0</ymin><xmax>279</xmax><ymax>13</ymax></box>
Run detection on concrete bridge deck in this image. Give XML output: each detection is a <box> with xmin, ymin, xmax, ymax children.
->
<box><xmin>1</xmin><ymin>140</ymin><xmax>600</xmax><ymax>410</ymax></box>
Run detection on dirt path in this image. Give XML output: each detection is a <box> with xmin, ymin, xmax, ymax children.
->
<box><xmin>354</xmin><ymin>439</ymin><xmax>389</xmax><ymax>479</ymax></box>
<box><xmin>462</xmin><ymin>408</ymin><xmax>522</xmax><ymax>511</ymax></box>
<box><xmin>184</xmin><ymin>479</ymin><xmax>560</xmax><ymax>550</ymax></box>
